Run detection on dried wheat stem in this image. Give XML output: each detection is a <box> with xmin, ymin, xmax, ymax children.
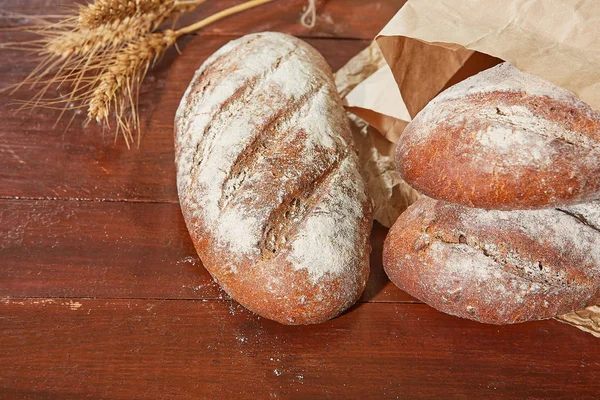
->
<box><xmin>78</xmin><ymin>0</ymin><xmax>167</xmax><ymax>26</ymax></box>
<box><xmin>176</xmin><ymin>0</ymin><xmax>276</xmax><ymax>35</ymax></box>
<box><xmin>10</xmin><ymin>0</ymin><xmax>322</xmax><ymax>146</ymax></box>
<box><xmin>42</xmin><ymin>0</ymin><xmax>207</xmax><ymax>61</ymax></box>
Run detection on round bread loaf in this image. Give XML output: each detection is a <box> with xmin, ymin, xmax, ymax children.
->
<box><xmin>383</xmin><ymin>197</ymin><xmax>600</xmax><ymax>324</ymax></box>
<box><xmin>175</xmin><ymin>32</ymin><xmax>373</xmax><ymax>325</ymax></box>
<box><xmin>396</xmin><ymin>62</ymin><xmax>600</xmax><ymax>210</ymax></box>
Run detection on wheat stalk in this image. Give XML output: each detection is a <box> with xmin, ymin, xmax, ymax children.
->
<box><xmin>7</xmin><ymin>1</ymin><xmax>196</xmax><ymax>103</ymax></box>
<box><xmin>79</xmin><ymin>0</ymin><xmax>172</xmax><ymax>27</ymax></box>
<box><xmin>45</xmin><ymin>17</ymin><xmax>151</xmax><ymax>59</ymax></box>
<box><xmin>78</xmin><ymin>0</ymin><xmax>203</xmax><ymax>28</ymax></box>
<box><xmin>45</xmin><ymin>0</ymin><xmax>202</xmax><ymax>59</ymax></box>
<box><xmin>7</xmin><ymin>0</ymin><xmax>314</xmax><ymax>147</ymax></box>
<box><xmin>87</xmin><ymin>30</ymin><xmax>178</xmax><ymax>146</ymax></box>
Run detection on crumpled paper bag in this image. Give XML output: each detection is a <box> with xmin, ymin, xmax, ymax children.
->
<box><xmin>558</xmin><ymin>307</ymin><xmax>600</xmax><ymax>338</ymax></box>
<box><xmin>348</xmin><ymin>0</ymin><xmax>599</xmax><ymax>140</ymax></box>
<box><xmin>334</xmin><ymin>43</ymin><xmax>420</xmax><ymax>228</ymax></box>
<box><xmin>378</xmin><ymin>0</ymin><xmax>600</xmax><ymax>115</ymax></box>
<box><xmin>338</xmin><ymin>0</ymin><xmax>600</xmax><ymax>336</ymax></box>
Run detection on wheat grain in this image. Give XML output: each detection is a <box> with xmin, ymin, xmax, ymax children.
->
<box><xmin>88</xmin><ymin>30</ymin><xmax>177</xmax><ymax>123</ymax></box>
<box><xmin>78</xmin><ymin>0</ymin><xmax>204</xmax><ymax>29</ymax></box>
<box><xmin>79</xmin><ymin>0</ymin><xmax>168</xmax><ymax>27</ymax></box>
<box><xmin>44</xmin><ymin>1</ymin><xmax>206</xmax><ymax>60</ymax></box>
<box><xmin>45</xmin><ymin>16</ymin><xmax>156</xmax><ymax>59</ymax></box>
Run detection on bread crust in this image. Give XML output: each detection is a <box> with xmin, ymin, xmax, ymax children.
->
<box><xmin>175</xmin><ymin>32</ymin><xmax>372</xmax><ymax>325</ymax></box>
<box><xmin>383</xmin><ymin>197</ymin><xmax>600</xmax><ymax>324</ymax></box>
<box><xmin>396</xmin><ymin>63</ymin><xmax>600</xmax><ymax>210</ymax></box>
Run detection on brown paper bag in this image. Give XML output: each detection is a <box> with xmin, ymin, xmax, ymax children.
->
<box><xmin>377</xmin><ymin>0</ymin><xmax>600</xmax><ymax>115</ymax></box>
<box><xmin>348</xmin><ymin>0</ymin><xmax>600</xmax><ymax>137</ymax></box>
<box><xmin>335</xmin><ymin>46</ymin><xmax>420</xmax><ymax>228</ymax></box>
<box><xmin>337</xmin><ymin>0</ymin><xmax>600</xmax><ymax>337</ymax></box>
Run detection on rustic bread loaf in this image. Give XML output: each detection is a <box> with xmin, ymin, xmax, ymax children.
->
<box><xmin>383</xmin><ymin>196</ymin><xmax>600</xmax><ymax>324</ymax></box>
<box><xmin>396</xmin><ymin>62</ymin><xmax>600</xmax><ymax>210</ymax></box>
<box><xmin>175</xmin><ymin>32</ymin><xmax>373</xmax><ymax>325</ymax></box>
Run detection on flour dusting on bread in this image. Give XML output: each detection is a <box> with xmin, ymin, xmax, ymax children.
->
<box><xmin>436</xmin><ymin>63</ymin><xmax>585</xmax><ymax>106</ymax></box>
<box><xmin>175</xmin><ymin>32</ymin><xmax>372</xmax><ymax>324</ymax></box>
<box><xmin>457</xmin><ymin>202</ymin><xmax>600</xmax><ymax>270</ymax></box>
<box><xmin>289</xmin><ymin>157</ymin><xmax>367</xmax><ymax>282</ymax></box>
<box><xmin>384</xmin><ymin>197</ymin><xmax>600</xmax><ymax>324</ymax></box>
<box><xmin>397</xmin><ymin>62</ymin><xmax>600</xmax><ymax>210</ymax></box>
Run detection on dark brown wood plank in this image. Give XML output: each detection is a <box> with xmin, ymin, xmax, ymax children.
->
<box><xmin>1</xmin><ymin>299</ymin><xmax>598</xmax><ymax>399</ymax></box>
<box><xmin>0</xmin><ymin>199</ymin><xmax>218</xmax><ymax>299</ymax></box>
<box><xmin>0</xmin><ymin>199</ymin><xmax>414</xmax><ymax>302</ymax></box>
<box><xmin>4</xmin><ymin>2</ymin><xmax>596</xmax><ymax>399</ymax></box>
<box><xmin>0</xmin><ymin>34</ymin><xmax>371</xmax><ymax>202</ymax></box>
<box><xmin>1</xmin><ymin>0</ymin><xmax>406</xmax><ymax>40</ymax></box>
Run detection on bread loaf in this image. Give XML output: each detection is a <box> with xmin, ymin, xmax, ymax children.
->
<box><xmin>175</xmin><ymin>32</ymin><xmax>373</xmax><ymax>325</ymax></box>
<box><xmin>396</xmin><ymin>62</ymin><xmax>600</xmax><ymax>210</ymax></box>
<box><xmin>383</xmin><ymin>197</ymin><xmax>600</xmax><ymax>324</ymax></box>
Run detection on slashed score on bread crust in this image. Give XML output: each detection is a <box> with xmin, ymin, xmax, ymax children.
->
<box><xmin>397</xmin><ymin>63</ymin><xmax>600</xmax><ymax>210</ymax></box>
<box><xmin>383</xmin><ymin>197</ymin><xmax>600</xmax><ymax>324</ymax></box>
<box><xmin>175</xmin><ymin>32</ymin><xmax>373</xmax><ymax>325</ymax></box>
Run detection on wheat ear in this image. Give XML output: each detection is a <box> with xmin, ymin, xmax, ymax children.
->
<box><xmin>87</xmin><ymin>30</ymin><xmax>177</xmax><ymax>146</ymax></box>
<box><xmin>8</xmin><ymin>0</ymin><xmax>315</xmax><ymax>147</ymax></box>
<box><xmin>78</xmin><ymin>0</ymin><xmax>203</xmax><ymax>28</ymax></box>
<box><xmin>87</xmin><ymin>0</ymin><xmax>277</xmax><ymax>146</ymax></box>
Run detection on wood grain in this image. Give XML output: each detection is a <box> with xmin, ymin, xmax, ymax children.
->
<box><xmin>0</xmin><ymin>199</ymin><xmax>413</xmax><ymax>303</ymax></box>
<box><xmin>1</xmin><ymin>1</ymin><xmax>599</xmax><ymax>398</ymax></box>
<box><xmin>1</xmin><ymin>299</ymin><xmax>598</xmax><ymax>399</ymax></box>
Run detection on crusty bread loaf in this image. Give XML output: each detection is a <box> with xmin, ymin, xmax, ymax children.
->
<box><xmin>174</xmin><ymin>32</ymin><xmax>373</xmax><ymax>325</ymax></box>
<box><xmin>383</xmin><ymin>196</ymin><xmax>600</xmax><ymax>324</ymax></box>
<box><xmin>396</xmin><ymin>62</ymin><xmax>600</xmax><ymax>210</ymax></box>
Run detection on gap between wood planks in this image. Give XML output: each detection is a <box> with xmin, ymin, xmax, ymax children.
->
<box><xmin>0</xmin><ymin>195</ymin><xmax>180</xmax><ymax>204</ymax></box>
<box><xmin>0</xmin><ymin>296</ymin><xmax>422</xmax><ymax>304</ymax></box>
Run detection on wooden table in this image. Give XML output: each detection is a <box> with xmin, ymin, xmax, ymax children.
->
<box><xmin>1</xmin><ymin>1</ymin><xmax>599</xmax><ymax>398</ymax></box>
